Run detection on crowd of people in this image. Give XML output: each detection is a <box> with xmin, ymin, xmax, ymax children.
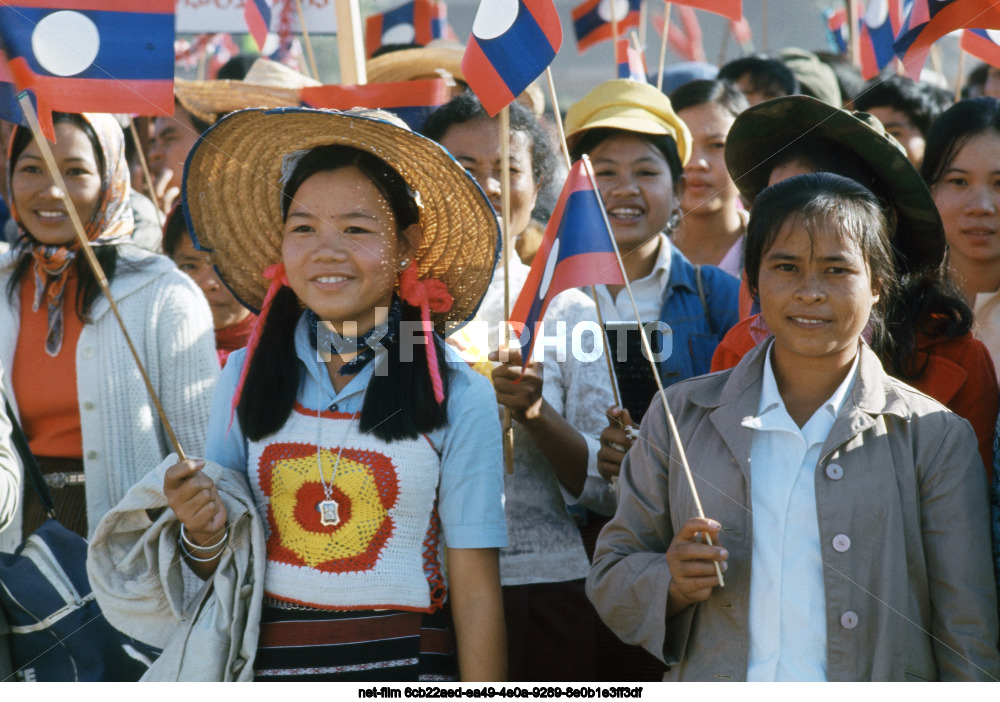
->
<box><xmin>1</xmin><ymin>41</ymin><xmax>1000</xmax><ymax>683</ymax></box>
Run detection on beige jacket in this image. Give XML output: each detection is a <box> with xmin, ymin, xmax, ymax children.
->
<box><xmin>87</xmin><ymin>455</ymin><xmax>266</xmax><ymax>681</ymax></box>
<box><xmin>587</xmin><ymin>343</ymin><xmax>1000</xmax><ymax>681</ymax></box>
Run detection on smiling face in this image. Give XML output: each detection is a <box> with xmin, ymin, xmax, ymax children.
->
<box><xmin>677</xmin><ymin>102</ymin><xmax>738</xmax><ymax>216</ymax></box>
<box><xmin>758</xmin><ymin>215</ymin><xmax>879</xmax><ymax>373</ymax></box>
<box><xmin>149</xmin><ymin>105</ymin><xmax>202</xmax><ymax>192</ymax></box>
<box><xmin>437</xmin><ymin>118</ymin><xmax>538</xmax><ymax>241</ymax></box>
<box><xmin>588</xmin><ymin>132</ymin><xmax>681</xmax><ymax>254</ymax></box>
<box><xmin>11</xmin><ymin>121</ymin><xmax>102</xmax><ymax>246</ymax></box>
<box><xmin>281</xmin><ymin>167</ymin><xmax>416</xmax><ymax>335</ymax></box>
<box><xmin>931</xmin><ymin>130</ymin><xmax>1000</xmax><ymax>274</ymax></box>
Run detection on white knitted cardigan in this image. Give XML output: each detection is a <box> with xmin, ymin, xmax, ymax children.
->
<box><xmin>0</xmin><ymin>244</ymin><xmax>220</xmax><ymax>551</ymax></box>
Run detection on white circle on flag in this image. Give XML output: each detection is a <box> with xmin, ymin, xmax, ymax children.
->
<box><xmin>473</xmin><ymin>0</ymin><xmax>519</xmax><ymax>40</ymax></box>
<box><xmin>988</xmin><ymin>29</ymin><xmax>1000</xmax><ymax>44</ymax></box>
<box><xmin>383</xmin><ymin>23</ymin><xmax>416</xmax><ymax>45</ymax></box>
<box><xmin>538</xmin><ymin>238</ymin><xmax>560</xmax><ymax>300</ymax></box>
<box><xmin>864</xmin><ymin>0</ymin><xmax>888</xmax><ymax>27</ymax></box>
<box><xmin>32</xmin><ymin>11</ymin><xmax>100</xmax><ymax>77</ymax></box>
<box><xmin>598</xmin><ymin>0</ymin><xmax>632</xmax><ymax>22</ymax></box>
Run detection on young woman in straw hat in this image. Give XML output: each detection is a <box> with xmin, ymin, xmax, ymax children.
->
<box><xmin>423</xmin><ymin>92</ymin><xmax>616</xmax><ymax>682</ymax></box>
<box><xmin>0</xmin><ymin>112</ymin><xmax>218</xmax><ymax>551</ymax></box>
<box><xmin>588</xmin><ymin>172</ymin><xmax>1000</xmax><ymax>681</ymax></box>
<box><xmin>162</xmin><ymin>107</ymin><xmax>507</xmax><ymax>681</ymax></box>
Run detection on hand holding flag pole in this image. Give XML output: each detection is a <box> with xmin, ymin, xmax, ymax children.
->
<box><xmin>581</xmin><ymin>154</ymin><xmax>724</xmax><ymax>588</ymax></box>
<box><xmin>16</xmin><ymin>92</ymin><xmax>187</xmax><ymax>462</ymax></box>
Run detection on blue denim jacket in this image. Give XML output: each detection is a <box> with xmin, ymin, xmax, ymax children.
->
<box><xmin>657</xmin><ymin>244</ymin><xmax>740</xmax><ymax>385</ymax></box>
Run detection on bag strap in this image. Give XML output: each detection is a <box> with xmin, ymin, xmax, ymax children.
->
<box><xmin>693</xmin><ymin>264</ymin><xmax>715</xmax><ymax>337</ymax></box>
<box><xmin>3</xmin><ymin>396</ymin><xmax>57</xmax><ymax>519</ymax></box>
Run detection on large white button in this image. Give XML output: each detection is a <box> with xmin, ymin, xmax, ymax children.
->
<box><xmin>826</xmin><ymin>463</ymin><xmax>843</xmax><ymax>480</ymax></box>
<box><xmin>840</xmin><ymin>611</ymin><xmax>858</xmax><ymax>629</ymax></box>
<box><xmin>81</xmin><ymin>346</ymin><xmax>96</xmax><ymax>359</ymax></box>
<box><xmin>833</xmin><ymin>534</ymin><xmax>851</xmax><ymax>552</ymax></box>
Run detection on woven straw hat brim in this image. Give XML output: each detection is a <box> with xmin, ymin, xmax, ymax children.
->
<box><xmin>174</xmin><ymin>78</ymin><xmax>304</xmax><ymax>124</ymax></box>
<box><xmin>725</xmin><ymin>95</ymin><xmax>945</xmax><ymax>271</ymax></box>
<box><xmin>182</xmin><ymin>107</ymin><xmax>501</xmax><ymax>333</ymax></box>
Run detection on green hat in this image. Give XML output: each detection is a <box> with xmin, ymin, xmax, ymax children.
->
<box><xmin>725</xmin><ymin>95</ymin><xmax>945</xmax><ymax>272</ymax></box>
<box><xmin>780</xmin><ymin>48</ymin><xmax>842</xmax><ymax>108</ymax></box>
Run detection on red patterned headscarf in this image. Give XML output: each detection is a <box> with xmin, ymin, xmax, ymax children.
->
<box><xmin>8</xmin><ymin>113</ymin><xmax>134</xmax><ymax>356</ymax></box>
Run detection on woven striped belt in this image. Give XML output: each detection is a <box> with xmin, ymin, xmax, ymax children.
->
<box><xmin>43</xmin><ymin>471</ymin><xmax>86</xmax><ymax>489</ymax></box>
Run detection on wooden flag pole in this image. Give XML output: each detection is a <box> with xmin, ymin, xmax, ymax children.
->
<box><xmin>955</xmin><ymin>47</ymin><xmax>967</xmax><ymax>102</ymax></box>
<box><xmin>610</xmin><ymin>0</ymin><xmax>620</xmax><ymax>75</ymax></box>
<box><xmin>18</xmin><ymin>94</ymin><xmax>187</xmax><ymax>462</ymax></box>
<box><xmin>657</xmin><ymin>3</ymin><xmax>672</xmax><ymax>90</ymax></box>
<box><xmin>128</xmin><ymin>118</ymin><xmax>163</xmax><ymax>230</ymax></box>
<box><xmin>335</xmin><ymin>0</ymin><xmax>367</xmax><ymax>84</ymax></box>
<box><xmin>583</xmin><ymin>154</ymin><xmax>724</xmax><ymax>588</ymax></box>
<box><xmin>846</xmin><ymin>0</ymin><xmax>860</xmax><ymax>69</ymax></box>
<box><xmin>544</xmin><ymin>67</ymin><xmax>623</xmax><ymax>412</ymax></box>
<box><xmin>638</xmin><ymin>0</ymin><xmax>648</xmax><ymax>52</ymax></box>
<box><xmin>294</xmin><ymin>0</ymin><xmax>321</xmax><ymax>81</ymax></box>
<box><xmin>500</xmin><ymin>106</ymin><xmax>515</xmax><ymax>475</ymax></box>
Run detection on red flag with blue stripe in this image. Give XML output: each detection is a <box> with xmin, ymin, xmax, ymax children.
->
<box><xmin>895</xmin><ymin>0</ymin><xmax>1000</xmax><ymax>79</ymax></box>
<box><xmin>299</xmin><ymin>79</ymin><xmax>451</xmax><ymax>131</ymax></box>
<box><xmin>0</xmin><ymin>48</ymin><xmax>27</xmax><ymax>127</ymax></box>
<box><xmin>365</xmin><ymin>0</ymin><xmax>457</xmax><ymax>58</ymax></box>
<box><xmin>0</xmin><ymin>0</ymin><xmax>174</xmax><ymax>139</ymax></box>
<box><xmin>244</xmin><ymin>0</ymin><xmax>272</xmax><ymax>52</ymax></box>
<box><xmin>961</xmin><ymin>27</ymin><xmax>1000</xmax><ymax>68</ymax></box>
<box><xmin>509</xmin><ymin>158</ymin><xmax>625</xmax><ymax>367</ymax></box>
<box><xmin>616</xmin><ymin>38</ymin><xmax>647</xmax><ymax>82</ymax></box>
<box><xmin>462</xmin><ymin>0</ymin><xmax>561</xmax><ymax>118</ymax></box>
<box><xmin>860</xmin><ymin>0</ymin><xmax>899</xmax><ymax>79</ymax></box>
<box><xmin>573</xmin><ymin>0</ymin><xmax>641</xmax><ymax>53</ymax></box>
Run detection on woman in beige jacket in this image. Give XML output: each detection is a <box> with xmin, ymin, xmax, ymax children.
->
<box><xmin>587</xmin><ymin>173</ymin><xmax>1000</xmax><ymax>681</ymax></box>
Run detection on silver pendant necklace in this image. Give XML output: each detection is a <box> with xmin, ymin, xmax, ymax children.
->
<box><xmin>316</xmin><ymin>364</ymin><xmax>345</xmax><ymax>527</ymax></box>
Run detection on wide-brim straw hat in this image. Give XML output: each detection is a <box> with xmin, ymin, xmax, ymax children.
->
<box><xmin>175</xmin><ymin>58</ymin><xmax>321</xmax><ymax>124</ymax></box>
<box><xmin>366</xmin><ymin>43</ymin><xmax>545</xmax><ymax>117</ymax></box>
<box><xmin>564</xmin><ymin>79</ymin><xmax>692</xmax><ymax>165</ymax></box>
<box><xmin>182</xmin><ymin>106</ymin><xmax>501</xmax><ymax>333</ymax></box>
<box><xmin>725</xmin><ymin>95</ymin><xmax>945</xmax><ymax>271</ymax></box>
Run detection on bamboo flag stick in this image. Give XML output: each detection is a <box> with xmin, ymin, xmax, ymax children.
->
<box><xmin>18</xmin><ymin>93</ymin><xmax>187</xmax><ymax>462</ymax></box>
<box><xmin>847</xmin><ymin>0</ymin><xmax>860</xmax><ymax>70</ymax></box>
<box><xmin>657</xmin><ymin>3</ymin><xmax>672</xmax><ymax>90</ymax></box>
<box><xmin>499</xmin><ymin>106</ymin><xmax>515</xmax><ymax>475</ymax></box>
<box><xmin>335</xmin><ymin>0</ymin><xmax>367</xmax><ymax>84</ymax></box>
<box><xmin>128</xmin><ymin>118</ymin><xmax>163</xmax><ymax>230</ymax></box>
<box><xmin>955</xmin><ymin>47</ymin><xmax>967</xmax><ymax>102</ymax></box>
<box><xmin>582</xmin><ymin>154</ymin><xmax>724</xmax><ymax>588</ymax></box>
<box><xmin>544</xmin><ymin>67</ymin><xmax>623</xmax><ymax>412</ymax></box>
<box><xmin>294</xmin><ymin>0</ymin><xmax>321</xmax><ymax>81</ymax></box>
<box><xmin>638</xmin><ymin>0</ymin><xmax>648</xmax><ymax>51</ymax></box>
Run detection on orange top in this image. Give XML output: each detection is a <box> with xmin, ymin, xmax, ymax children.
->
<box><xmin>710</xmin><ymin>314</ymin><xmax>1000</xmax><ymax>480</ymax></box>
<box><xmin>12</xmin><ymin>272</ymin><xmax>85</xmax><ymax>458</ymax></box>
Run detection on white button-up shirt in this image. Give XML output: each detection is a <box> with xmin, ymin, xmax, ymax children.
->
<box><xmin>593</xmin><ymin>233</ymin><xmax>672</xmax><ymax>323</ymax></box>
<box><xmin>741</xmin><ymin>342</ymin><xmax>859</xmax><ymax>681</ymax></box>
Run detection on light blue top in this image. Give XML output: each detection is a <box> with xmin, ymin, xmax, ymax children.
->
<box><xmin>741</xmin><ymin>342</ymin><xmax>859</xmax><ymax>682</ymax></box>
<box><xmin>205</xmin><ymin>313</ymin><xmax>508</xmax><ymax>550</ymax></box>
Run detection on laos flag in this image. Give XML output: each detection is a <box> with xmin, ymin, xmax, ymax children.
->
<box><xmin>300</xmin><ymin>79</ymin><xmax>451</xmax><ymax>131</ymax></box>
<box><xmin>462</xmin><ymin>0</ymin><xmax>561</xmax><ymax>117</ymax></box>
<box><xmin>860</xmin><ymin>0</ymin><xmax>899</xmax><ymax>79</ymax></box>
<box><xmin>0</xmin><ymin>1</ymin><xmax>174</xmax><ymax>140</ymax></box>
<box><xmin>244</xmin><ymin>0</ymin><xmax>272</xmax><ymax>52</ymax></box>
<box><xmin>366</xmin><ymin>0</ymin><xmax>457</xmax><ymax>58</ymax></box>
<box><xmin>962</xmin><ymin>28</ymin><xmax>1000</xmax><ymax>68</ymax></box>
<box><xmin>510</xmin><ymin>157</ymin><xmax>625</xmax><ymax>367</ymax></box>
<box><xmin>573</xmin><ymin>0</ymin><xmax>641</xmax><ymax>54</ymax></box>
<box><xmin>823</xmin><ymin>7</ymin><xmax>849</xmax><ymax>55</ymax></box>
<box><xmin>894</xmin><ymin>0</ymin><xmax>1000</xmax><ymax>79</ymax></box>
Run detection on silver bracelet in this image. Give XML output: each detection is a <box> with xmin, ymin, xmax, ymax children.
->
<box><xmin>180</xmin><ymin>522</ymin><xmax>228</xmax><ymax>552</ymax></box>
<box><xmin>178</xmin><ymin>536</ymin><xmax>225</xmax><ymax>563</ymax></box>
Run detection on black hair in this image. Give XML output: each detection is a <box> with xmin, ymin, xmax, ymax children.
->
<box><xmin>420</xmin><ymin>89</ymin><xmax>558</xmax><ymax>214</ymax></box>
<box><xmin>963</xmin><ymin>63</ymin><xmax>990</xmax><ymax>100</ymax></box>
<box><xmin>814</xmin><ymin>51</ymin><xmax>865</xmax><ymax>106</ymax></box>
<box><xmin>237</xmin><ymin>144</ymin><xmax>450</xmax><ymax>444</ymax></box>
<box><xmin>174</xmin><ymin>99</ymin><xmax>213</xmax><ymax>135</ymax></box>
<box><xmin>853</xmin><ymin>74</ymin><xmax>943</xmax><ymax>137</ymax></box>
<box><xmin>920</xmin><ymin>97</ymin><xmax>1000</xmax><ymax>190</ymax></box>
<box><xmin>215</xmin><ymin>53</ymin><xmax>259</xmax><ymax>81</ymax></box>
<box><xmin>570</xmin><ymin>127</ymin><xmax>684</xmax><ymax>183</ymax></box>
<box><xmin>744</xmin><ymin>172</ymin><xmax>896</xmax><ymax>357</ymax></box>
<box><xmin>718</xmin><ymin>55</ymin><xmax>799</xmax><ymax>100</ymax></box>
<box><xmin>7</xmin><ymin>112</ymin><xmax>120</xmax><ymax>321</ymax></box>
<box><xmin>161</xmin><ymin>205</ymin><xmax>187</xmax><ymax>257</ymax></box>
<box><xmin>669</xmin><ymin>79</ymin><xmax>749</xmax><ymax>119</ymax></box>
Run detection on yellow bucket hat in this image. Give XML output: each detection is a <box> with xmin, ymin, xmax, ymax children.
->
<box><xmin>564</xmin><ymin>79</ymin><xmax>691</xmax><ymax>165</ymax></box>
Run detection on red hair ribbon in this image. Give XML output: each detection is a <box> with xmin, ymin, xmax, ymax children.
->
<box><xmin>229</xmin><ymin>263</ymin><xmax>288</xmax><ymax>427</ymax></box>
<box><xmin>398</xmin><ymin>266</ymin><xmax>453</xmax><ymax>405</ymax></box>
